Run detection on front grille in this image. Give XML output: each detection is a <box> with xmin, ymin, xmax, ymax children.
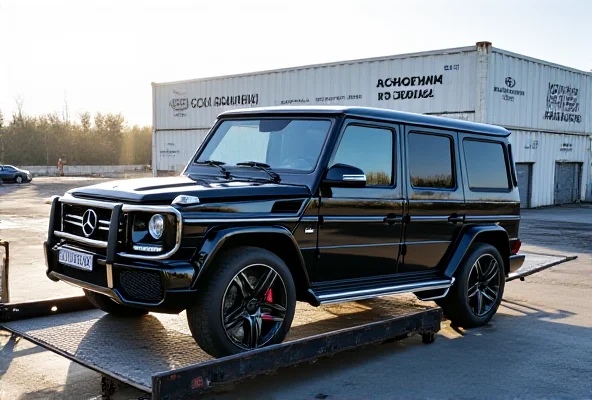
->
<box><xmin>117</xmin><ymin>269</ymin><xmax>163</xmax><ymax>303</ymax></box>
<box><xmin>62</xmin><ymin>204</ymin><xmax>112</xmax><ymax>242</ymax></box>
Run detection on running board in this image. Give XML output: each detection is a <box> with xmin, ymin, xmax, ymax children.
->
<box><xmin>310</xmin><ymin>278</ymin><xmax>454</xmax><ymax>305</ymax></box>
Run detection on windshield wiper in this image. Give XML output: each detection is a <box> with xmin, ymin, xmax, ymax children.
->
<box><xmin>236</xmin><ymin>161</ymin><xmax>281</xmax><ymax>183</ymax></box>
<box><xmin>195</xmin><ymin>159</ymin><xmax>231</xmax><ymax>179</ymax></box>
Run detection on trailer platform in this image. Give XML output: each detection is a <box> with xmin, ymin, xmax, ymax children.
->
<box><xmin>1</xmin><ymin>296</ymin><xmax>441</xmax><ymax>399</ymax></box>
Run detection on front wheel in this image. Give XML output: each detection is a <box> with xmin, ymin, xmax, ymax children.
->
<box><xmin>187</xmin><ymin>246</ymin><xmax>296</xmax><ymax>358</ymax></box>
<box><xmin>15</xmin><ymin>175</ymin><xmax>23</xmax><ymax>184</ymax></box>
<box><xmin>438</xmin><ymin>243</ymin><xmax>505</xmax><ymax>328</ymax></box>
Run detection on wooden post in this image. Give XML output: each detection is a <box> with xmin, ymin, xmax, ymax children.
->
<box><xmin>0</xmin><ymin>241</ymin><xmax>9</xmax><ymax>303</ymax></box>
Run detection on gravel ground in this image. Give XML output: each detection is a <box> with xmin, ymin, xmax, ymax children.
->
<box><xmin>1</xmin><ymin>177</ymin><xmax>591</xmax><ymax>399</ymax></box>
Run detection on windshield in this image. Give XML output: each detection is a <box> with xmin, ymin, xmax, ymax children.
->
<box><xmin>196</xmin><ymin>119</ymin><xmax>332</xmax><ymax>173</ymax></box>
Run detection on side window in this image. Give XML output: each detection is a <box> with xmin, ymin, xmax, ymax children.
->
<box><xmin>408</xmin><ymin>132</ymin><xmax>454</xmax><ymax>189</ymax></box>
<box><xmin>463</xmin><ymin>139</ymin><xmax>510</xmax><ymax>191</ymax></box>
<box><xmin>331</xmin><ymin>125</ymin><xmax>394</xmax><ymax>186</ymax></box>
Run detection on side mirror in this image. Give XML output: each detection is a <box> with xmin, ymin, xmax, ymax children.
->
<box><xmin>323</xmin><ymin>163</ymin><xmax>366</xmax><ymax>188</ymax></box>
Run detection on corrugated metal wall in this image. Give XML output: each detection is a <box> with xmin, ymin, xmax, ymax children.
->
<box><xmin>427</xmin><ymin>112</ymin><xmax>475</xmax><ymax>122</ymax></box>
<box><xmin>154</xmin><ymin>129</ymin><xmax>209</xmax><ymax>173</ymax></box>
<box><xmin>509</xmin><ymin>130</ymin><xmax>591</xmax><ymax>207</ymax></box>
<box><xmin>154</xmin><ymin>48</ymin><xmax>478</xmax><ymax>131</ymax></box>
<box><xmin>152</xmin><ymin>45</ymin><xmax>592</xmax><ymax>207</ymax></box>
<box><xmin>487</xmin><ymin>49</ymin><xmax>591</xmax><ymax>134</ymax></box>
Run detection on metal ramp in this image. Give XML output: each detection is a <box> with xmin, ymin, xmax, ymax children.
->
<box><xmin>507</xmin><ymin>252</ymin><xmax>577</xmax><ymax>281</ymax></box>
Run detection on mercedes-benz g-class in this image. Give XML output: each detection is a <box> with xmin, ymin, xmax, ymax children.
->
<box><xmin>44</xmin><ymin>106</ymin><xmax>524</xmax><ymax>357</ymax></box>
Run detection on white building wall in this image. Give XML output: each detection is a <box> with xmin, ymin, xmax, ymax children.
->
<box><xmin>151</xmin><ymin>43</ymin><xmax>592</xmax><ymax>207</ymax></box>
<box><xmin>509</xmin><ymin>130</ymin><xmax>591</xmax><ymax>207</ymax></box>
<box><xmin>154</xmin><ymin>129</ymin><xmax>209</xmax><ymax>174</ymax></box>
<box><xmin>487</xmin><ymin>49</ymin><xmax>591</xmax><ymax>134</ymax></box>
<box><xmin>153</xmin><ymin>47</ymin><xmax>478</xmax><ymax>132</ymax></box>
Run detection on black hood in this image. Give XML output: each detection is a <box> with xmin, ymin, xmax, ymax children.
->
<box><xmin>68</xmin><ymin>176</ymin><xmax>311</xmax><ymax>204</ymax></box>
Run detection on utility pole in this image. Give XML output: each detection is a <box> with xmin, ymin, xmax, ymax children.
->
<box><xmin>0</xmin><ymin>110</ymin><xmax>4</xmax><ymax>162</ymax></box>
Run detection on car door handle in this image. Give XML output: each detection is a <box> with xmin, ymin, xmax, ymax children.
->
<box><xmin>448</xmin><ymin>214</ymin><xmax>465</xmax><ymax>224</ymax></box>
<box><xmin>384</xmin><ymin>214</ymin><xmax>401</xmax><ymax>225</ymax></box>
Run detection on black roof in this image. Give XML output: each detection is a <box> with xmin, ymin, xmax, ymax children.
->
<box><xmin>219</xmin><ymin>106</ymin><xmax>511</xmax><ymax>137</ymax></box>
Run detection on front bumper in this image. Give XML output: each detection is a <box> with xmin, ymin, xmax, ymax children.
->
<box><xmin>509</xmin><ymin>253</ymin><xmax>526</xmax><ymax>273</ymax></box>
<box><xmin>45</xmin><ymin>241</ymin><xmax>198</xmax><ymax>313</ymax></box>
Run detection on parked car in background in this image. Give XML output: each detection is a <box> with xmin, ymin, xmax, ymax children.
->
<box><xmin>0</xmin><ymin>165</ymin><xmax>33</xmax><ymax>184</ymax></box>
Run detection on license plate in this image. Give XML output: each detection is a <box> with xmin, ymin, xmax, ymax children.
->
<box><xmin>58</xmin><ymin>248</ymin><xmax>93</xmax><ymax>271</ymax></box>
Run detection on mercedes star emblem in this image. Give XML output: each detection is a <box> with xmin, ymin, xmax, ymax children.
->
<box><xmin>82</xmin><ymin>209</ymin><xmax>98</xmax><ymax>237</ymax></box>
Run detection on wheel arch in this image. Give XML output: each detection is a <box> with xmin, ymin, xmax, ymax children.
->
<box><xmin>443</xmin><ymin>225</ymin><xmax>510</xmax><ymax>277</ymax></box>
<box><xmin>192</xmin><ymin>226</ymin><xmax>312</xmax><ymax>301</ymax></box>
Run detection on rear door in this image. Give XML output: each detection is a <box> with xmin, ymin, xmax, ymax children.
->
<box><xmin>399</xmin><ymin>127</ymin><xmax>465</xmax><ymax>274</ymax></box>
<box><xmin>459</xmin><ymin>135</ymin><xmax>520</xmax><ymax>240</ymax></box>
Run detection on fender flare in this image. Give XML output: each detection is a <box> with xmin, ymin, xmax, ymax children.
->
<box><xmin>191</xmin><ymin>225</ymin><xmax>310</xmax><ymax>289</ymax></box>
<box><xmin>443</xmin><ymin>225</ymin><xmax>510</xmax><ymax>278</ymax></box>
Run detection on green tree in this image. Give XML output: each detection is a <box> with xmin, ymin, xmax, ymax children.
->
<box><xmin>1</xmin><ymin>108</ymin><xmax>152</xmax><ymax>167</ymax></box>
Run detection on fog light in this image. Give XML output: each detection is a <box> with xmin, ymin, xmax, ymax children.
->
<box><xmin>149</xmin><ymin>214</ymin><xmax>165</xmax><ymax>239</ymax></box>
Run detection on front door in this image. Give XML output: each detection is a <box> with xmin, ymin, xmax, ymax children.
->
<box><xmin>400</xmin><ymin>127</ymin><xmax>465</xmax><ymax>274</ymax></box>
<box><xmin>315</xmin><ymin>120</ymin><xmax>404</xmax><ymax>282</ymax></box>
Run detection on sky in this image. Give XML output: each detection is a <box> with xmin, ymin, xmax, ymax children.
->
<box><xmin>0</xmin><ymin>0</ymin><xmax>591</xmax><ymax>127</ymax></box>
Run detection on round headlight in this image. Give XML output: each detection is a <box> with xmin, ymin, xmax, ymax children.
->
<box><xmin>148</xmin><ymin>214</ymin><xmax>165</xmax><ymax>239</ymax></box>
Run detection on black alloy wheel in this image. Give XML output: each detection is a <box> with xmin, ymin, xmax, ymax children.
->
<box><xmin>467</xmin><ymin>254</ymin><xmax>501</xmax><ymax>317</ymax></box>
<box><xmin>222</xmin><ymin>263</ymin><xmax>288</xmax><ymax>350</ymax></box>
<box><xmin>187</xmin><ymin>246</ymin><xmax>296</xmax><ymax>358</ymax></box>
<box><xmin>436</xmin><ymin>243</ymin><xmax>505</xmax><ymax>328</ymax></box>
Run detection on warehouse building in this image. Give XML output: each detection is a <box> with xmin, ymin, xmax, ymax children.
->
<box><xmin>151</xmin><ymin>41</ymin><xmax>592</xmax><ymax>208</ymax></box>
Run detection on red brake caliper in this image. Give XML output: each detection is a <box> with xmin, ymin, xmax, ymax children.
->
<box><xmin>265</xmin><ymin>288</ymin><xmax>273</xmax><ymax>303</ymax></box>
<box><xmin>261</xmin><ymin>289</ymin><xmax>274</xmax><ymax>320</ymax></box>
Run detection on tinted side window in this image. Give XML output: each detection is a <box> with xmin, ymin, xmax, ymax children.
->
<box><xmin>408</xmin><ymin>133</ymin><xmax>454</xmax><ymax>189</ymax></box>
<box><xmin>463</xmin><ymin>139</ymin><xmax>510</xmax><ymax>190</ymax></box>
<box><xmin>331</xmin><ymin>125</ymin><xmax>394</xmax><ymax>186</ymax></box>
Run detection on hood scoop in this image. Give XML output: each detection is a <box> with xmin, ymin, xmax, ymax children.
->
<box><xmin>134</xmin><ymin>181</ymin><xmax>201</xmax><ymax>192</ymax></box>
<box><xmin>271</xmin><ymin>199</ymin><xmax>305</xmax><ymax>213</ymax></box>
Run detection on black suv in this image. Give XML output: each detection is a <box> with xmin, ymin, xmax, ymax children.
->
<box><xmin>44</xmin><ymin>106</ymin><xmax>525</xmax><ymax>357</ymax></box>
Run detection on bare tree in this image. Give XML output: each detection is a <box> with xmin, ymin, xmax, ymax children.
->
<box><xmin>14</xmin><ymin>95</ymin><xmax>25</xmax><ymax>124</ymax></box>
<box><xmin>62</xmin><ymin>91</ymin><xmax>69</xmax><ymax>123</ymax></box>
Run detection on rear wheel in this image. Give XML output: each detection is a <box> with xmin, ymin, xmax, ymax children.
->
<box><xmin>438</xmin><ymin>243</ymin><xmax>505</xmax><ymax>328</ymax></box>
<box><xmin>84</xmin><ymin>289</ymin><xmax>148</xmax><ymax>317</ymax></box>
<box><xmin>187</xmin><ymin>246</ymin><xmax>296</xmax><ymax>358</ymax></box>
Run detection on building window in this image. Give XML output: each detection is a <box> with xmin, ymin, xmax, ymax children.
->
<box><xmin>331</xmin><ymin>125</ymin><xmax>394</xmax><ymax>186</ymax></box>
<box><xmin>463</xmin><ymin>139</ymin><xmax>510</xmax><ymax>191</ymax></box>
<box><xmin>408</xmin><ymin>132</ymin><xmax>454</xmax><ymax>189</ymax></box>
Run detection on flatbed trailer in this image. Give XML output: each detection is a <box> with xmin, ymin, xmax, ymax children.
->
<box><xmin>0</xmin><ymin>240</ymin><xmax>577</xmax><ymax>399</ymax></box>
<box><xmin>1</xmin><ymin>296</ymin><xmax>442</xmax><ymax>399</ymax></box>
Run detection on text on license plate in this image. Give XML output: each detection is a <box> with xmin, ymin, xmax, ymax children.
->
<box><xmin>58</xmin><ymin>249</ymin><xmax>93</xmax><ymax>271</ymax></box>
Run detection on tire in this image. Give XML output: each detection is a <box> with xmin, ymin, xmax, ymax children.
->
<box><xmin>15</xmin><ymin>175</ymin><xmax>23</xmax><ymax>184</ymax></box>
<box><xmin>84</xmin><ymin>289</ymin><xmax>148</xmax><ymax>317</ymax></box>
<box><xmin>187</xmin><ymin>246</ymin><xmax>297</xmax><ymax>358</ymax></box>
<box><xmin>438</xmin><ymin>243</ymin><xmax>505</xmax><ymax>328</ymax></box>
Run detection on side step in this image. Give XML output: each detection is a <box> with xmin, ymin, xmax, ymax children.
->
<box><xmin>309</xmin><ymin>275</ymin><xmax>454</xmax><ymax>305</ymax></box>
